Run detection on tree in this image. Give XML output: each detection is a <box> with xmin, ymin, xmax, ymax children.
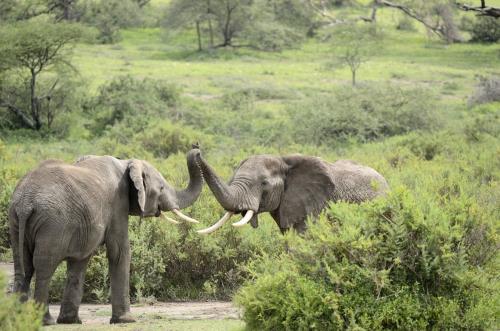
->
<box><xmin>164</xmin><ymin>0</ymin><xmax>312</xmax><ymax>51</ymax></box>
<box><xmin>375</xmin><ymin>0</ymin><xmax>462</xmax><ymax>43</ymax></box>
<box><xmin>0</xmin><ymin>20</ymin><xmax>81</xmax><ymax>130</ymax></box>
<box><xmin>330</xmin><ymin>24</ymin><xmax>380</xmax><ymax>86</ymax></box>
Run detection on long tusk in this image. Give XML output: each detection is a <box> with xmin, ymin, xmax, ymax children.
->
<box><xmin>197</xmin><ymin>212</ymin><xmax>234</xmax><ymax>234</ymax></box>
<box><xmin>232</xmin><ymin>210</ymin><xmax>254</xmax><ymax>227</ymax></box>
<box><xmin>172</xmin><ymin>209</ymin><xmax>199</xmax><ymax>223</ymax></box>
<box><xmin>160</xmin><ymin>213</ymin><xmax>179</xmax><ymax>224</ymax></box>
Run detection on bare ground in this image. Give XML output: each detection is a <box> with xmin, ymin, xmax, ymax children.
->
<box><xmin>1</xmin><ymin>262</ymin><xmax>241</xmax><ymax>325</ymax></box>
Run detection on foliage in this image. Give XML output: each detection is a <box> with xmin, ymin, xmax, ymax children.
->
<box><xmin>85</xmin><ymin>76</ymin><xmax>180</xmax><ymax>136</ymax></box>
<box><xmin>0</xmin><ymin>272</ymin><xmax>44</xmax><ymax>331</ymax></box>
<box><xmin>467</xmin><ymin>16</ymin><xmax>500</xmax><ymax>43</ymax></box>
<box><xmin>236</xmin><ymin>182</ymin><xmax>499</xmax><ymax>330</ymax></box>
<box><xmin>288</xmin><ymin>84</ymin><xmax>439</xmax><ymax>145</ymax></box>
<box><xmin>0</xmin><ymin>18</ymin><xmax>81</xmax><ymax>131</ymax></box>
<box><xmin>79</xmin><ymin>0</ymin><xmax>143</xmax><ymax>43</ymax></box>
<box><xmin>468</xmin><ymin>75</ymin><xmax>500</xmax><ymax>106</ymax></box>
<box><xmin>328</xmin><ymin>23</ymin><xmax>382</xmax><ymax>86</ymax></box>
<box><xmin>163</xmin><ymin>0</ymin><xmax>311</xmax><ymax>51</ymax></box>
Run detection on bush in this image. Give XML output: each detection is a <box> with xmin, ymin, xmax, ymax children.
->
<box><xmin>468</xmin><ymin>17</ymin><xmax>500</xmax><ymax>43</ymax></box>
<box><xmin>468</xmin><ymin>75</ymin><xmax>500</xmax><ymax>106</ymax></box>
<box><xmin>0</xmin><ymin>272</ymin><xmax>44</xmax><ymax>330</ymax></box>
<box><xmin>288</xmin><ymin>85</ymin><xmax>439</xmax><ymax>146</ymax></box>
<box><xmin>85</xmin><ymin>76</ymin><xmax>180</xmax><ymax>136</ymax></box>
<box><xmin>396</xmin><ymin>17</ymin><xmax>416</xmax><ymax>31</ymax></box>
<box><xmin>236</xmin><ymin>187</ymin><xmax>499</xmax><ymax>330</ymax></box>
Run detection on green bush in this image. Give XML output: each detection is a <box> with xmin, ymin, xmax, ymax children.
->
<box><xmin>236</xmin><ymin>186</ymin><xmax>498</xmax><ymax>330</ymax></box>
<box><xmin>469</xmin><ymin>17</ymin><xmax>500</xmax><ymax>43</ymax></box>
<box><xmin>85</xmin><ymin>76</ymin><xmax>180</xmax><ymax>136</ymax></box>
<box><xmin>0</xmin><ymin>272</ymin><xmax>44</xmax><ymax>331</ymax></box>
<box><xmin>288</xmin><ymin>85</ymin><xmax>439</xmax><ymax>145</ymax></box>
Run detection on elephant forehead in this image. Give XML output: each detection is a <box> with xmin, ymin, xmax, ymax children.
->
<box><xmin>243</xmin><ymin>155</ymin><xmax>282</xmax><ymax>171</ymax></box>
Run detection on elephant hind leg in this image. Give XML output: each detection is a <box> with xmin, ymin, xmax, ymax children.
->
<box><xmin>57</xmin><ymin>257</ymin><xmax>90</xmax><ymax>324</ymax></box>
<box><xmin>33</xmin><ymin>254</ymin><xmax>60</xmax><ymax>326</ymax></box>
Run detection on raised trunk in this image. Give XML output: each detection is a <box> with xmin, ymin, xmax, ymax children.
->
<box><xmin>175</xmin><ymin>150</ymin><xmax>204</xmax><ymax>209</ymax></box>
<box><xmin>196</xmin><ymin>154</ymin><xmax>239</xmax><ymax>211</ymax></box>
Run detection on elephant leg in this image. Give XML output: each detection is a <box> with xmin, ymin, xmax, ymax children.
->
<box><xmin>57</xmin><ymin>258</ymin><xmax>90</xmax><ymax>324</ymax></box>
<box><xmin>106</xmin><ymin>236</ymin><xmax>135</xmax><ymax>324</ymax></box>
<box><xmin>33</xmin><ymin>254</ymin><xmax>60</xmax><ymax>326</ymax></box>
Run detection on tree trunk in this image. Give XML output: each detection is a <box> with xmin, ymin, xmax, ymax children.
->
<box><xmin>208</xmin><ymin>19</ymin><xmax>214</xmax><ymax>48</ymax></box>
<box><xmin>175</xmin><ymin>149</ymin><xmax>204</xmax><ymax>209</ymax></box>
<box><xmin>196</xmin><ymin>20</ymin><xmax>202</xmax><ymax>51</ymax></box>
<box><xmin>29</xmin><ymin>69</ymin><xmax>41</xmax><ymax>130</ymax></box>
<box><xmin>352</xmin><ymin>69</ymin><xmax>356</xmax><ymax>86</ymax></box>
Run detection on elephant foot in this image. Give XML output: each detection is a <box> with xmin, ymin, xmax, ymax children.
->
<box><xmin>110</xmin><ymin>313</ymin><xmax>136</xmax><ymax>324</ymax></box>
<box><xmin>43</xmin><ymin>314</ymin><xmax>56</xmax><ymax>326</ymax></box>
<box><xmin>57</xmin><ymin>315</ymin><xmax>82</xmax><ymax>324</ymax></box>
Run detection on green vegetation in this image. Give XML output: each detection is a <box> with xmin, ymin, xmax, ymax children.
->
<box><xmin>0</xmin><ymin>273</ymin><xmax>44</xmax><ymax>331</ymax></box>
<box><xmin>1</xmin><ymin>0</ymin><xmax>499</xmax><ymax>329</ymax></box>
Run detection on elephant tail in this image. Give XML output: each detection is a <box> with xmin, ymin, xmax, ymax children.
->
<box><xmin>11</xmin><ymin>205</ymin><xmax>32</xmax><ymax>282</ymax></box>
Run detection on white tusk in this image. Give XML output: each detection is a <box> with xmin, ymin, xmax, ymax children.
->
<box><xmin>232</xmin><ymin>210</ymin><xmax>254</xmax><ymax>227</ymax></box>
<box><xmin>172</xmin><ymin>209</ymin><xmax>199</xmax><ymax>223</ymax></box>
<box><xmin>197</xmin><ymin>212</ymin><xmax>234</xmax><ymax>234</ymax></box>
<box><xmin>159</xmin><ymin>213</ymin><xmax>179</xmax><ymax>224</ymax></box>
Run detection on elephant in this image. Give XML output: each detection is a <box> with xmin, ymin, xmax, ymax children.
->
<box><xmin>195</xmin><ymin>152</ymin><xmax>389</xmax><ymax>234</ymax></box>
<box><xmin>8</xmin><ymin>148</ymin><xmax>203</xmax><ymax>325</ymax></box>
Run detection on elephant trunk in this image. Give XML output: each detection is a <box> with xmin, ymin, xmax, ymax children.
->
<box><xmin>175</xmin><ymin>149</ymin><xmax>204</xmax><ymax>209</ymax></box>
<box><xmin>196</xmin><ymin>154</ymin><xmax>240</xmax><ymax>211</ymax></box>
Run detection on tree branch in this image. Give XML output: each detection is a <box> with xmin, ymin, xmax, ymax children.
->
<box><xmin>375</xmin><ymin>0</ymin><xmax>445</xmax><ymax>38</ymax></box>
<box><xmin>456</xmin><ymin>2</ymin><xmax>500</xmax><ymax>18</ymax></box>
<box><xmin>0</xmin><ymin>100</ymin><xmax>36</xmax><ymax>129</ymax></box>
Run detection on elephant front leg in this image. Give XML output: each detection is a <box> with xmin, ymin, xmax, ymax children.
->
<box><xmin>57</xmin><ymin>258</ymin><xmax>90</xmax><ymax>324</ymax></box>
<box><xmin>106</xmin><ymin>238</ymin><xmax>135</xmax><ymax>324</ymax></box>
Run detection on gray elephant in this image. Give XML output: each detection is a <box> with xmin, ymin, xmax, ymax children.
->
<box><xmin>195</xmin><ymin>152</ymin><xmax>388</xmax><ymax>234</ymax></box>
<box><xmin>9</xmin><ymin>148</ymin><xmax>202</xmax><ymax>325</ymax></box>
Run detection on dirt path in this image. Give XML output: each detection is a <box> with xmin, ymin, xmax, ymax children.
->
<box><xmin>1</xmin><ymin>262</ymin><xmax>240</xmax><ymax>325</ymax></box>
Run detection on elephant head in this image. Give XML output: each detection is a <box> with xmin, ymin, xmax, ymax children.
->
<box><xmin>195</xmin><ymin>153</ymin><xmax>388</xmax><ymax>234</ymax></box>
<box><xmin>78</xmin><ymin>147</ymin><xmax>203</xmax><ymax>224</ymax></box>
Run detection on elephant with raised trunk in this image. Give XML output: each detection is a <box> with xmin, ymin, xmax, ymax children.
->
<box><xmin>9</xmin><ymin>148</ymin><xmax>203</xmax><ymax>325</ymax></box>
<box><xmin>195</xmin><ymin>152</ymin><xmax>388</xmax><ymax>234</ymax></box>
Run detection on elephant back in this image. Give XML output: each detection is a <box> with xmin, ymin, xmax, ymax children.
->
<box><xmin>330</xmin><ymin>160</ymin><xmax>389</xmax><ymax>203</ymax></box>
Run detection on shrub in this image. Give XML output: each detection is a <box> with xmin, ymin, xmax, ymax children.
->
<box><xmin>85</xmin><ymin>76</ymin><xmax>180</xmax><ymax>136</ymax></box>
<box><xmin>468</xmin><ymin>17</ymin><xmax>500</xmax><ymax>43</ymax></box>
<box><xmin>396</xmin><ymin>17</ymin><xmax>416</xmax><ymax>31</ymax></box>
<box><xmin>288</xmin><ymin>85</ymin><xmax>439</xmax><ymax>146</ymax></box>
<box><xmin>236</xmin><ymin>187</ymin><xmax>498</xmax><ymax>330</ymax></box>
<box><xmin>468</xmin><ymin>75</ymin><xmax>500</xmax><ymax>106</ymax></box>
<box><xmin>0</xmin><ymin>272</ymin><xmax>44</xmax><ymax>330</ymax></box>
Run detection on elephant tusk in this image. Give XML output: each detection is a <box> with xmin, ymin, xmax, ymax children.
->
<box><xmin>232</xmin><ymin>210</ymin><xmax>255</xmax><ymax>227</ymax></box>
<box><xmin>159</xmin><ymin>213</ymin><xmax>179</xmax><ymax>224</ymax></box>
<box><xmin>197</xmin><ymin>212</ymin><xmax>234</xmax><ymax>234</ymax></box>
<box><xmin>172</xmin><ymin>209</ymin><xmax>199</xmax><ymax>223</ymax></box>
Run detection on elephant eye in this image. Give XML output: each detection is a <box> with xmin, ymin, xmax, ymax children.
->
<box><xmin>160</xmin><ymin>185</ymin><xmax>165</xmax><ymax>191</ymax></box>
<box><xmin>262</xmin><ymin>179</ymin><xmax>269</xmax><ymax>186</ymax></box>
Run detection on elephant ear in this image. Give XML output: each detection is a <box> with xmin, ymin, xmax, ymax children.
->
<box><xmin>278</xmin><ymin>155</ymin><xmax>335</xmax><ymax>230</ymax></box>
<box><xmin>128</xmin><ymin>160</ymin><xmax>146</xmax><ymax>214</ymax></box>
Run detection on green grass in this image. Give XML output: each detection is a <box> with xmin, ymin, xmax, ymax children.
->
<box><xmin>45</xmin><ymin>319</ymin><xmax>245</xmax><ymax>331</ymax></box>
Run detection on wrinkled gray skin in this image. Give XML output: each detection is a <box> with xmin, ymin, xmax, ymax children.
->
<box><xmin>9</xmin><ymin>149</ymin><xmax>202</xmax><ymax>325</ymax></box>
<box><xmin>197</xmin><ymin>153</ymin><xmax>389</xmax><ymax>233</ymax></box>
